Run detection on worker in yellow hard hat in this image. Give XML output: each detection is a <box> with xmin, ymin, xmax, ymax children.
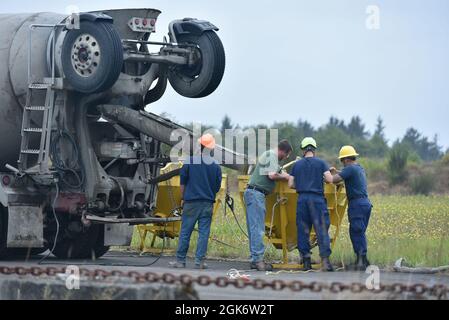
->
<box><xmin>288</xmin><ymin>137</ymin><xmax>334</xmax><ymax>271</ymax></box>
<box><xmin>331</xmin><ymin>146</ymin><xmax>372</xmax><ymax>270</ymax></box>
<box><xmin>170</xmin><ymin>133</ymin><xmax>222</xmax><ymax>270</ymax></box>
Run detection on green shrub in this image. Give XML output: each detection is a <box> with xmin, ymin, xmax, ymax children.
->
<box><xmin>441</xmin><ymin>152</ymin><xmax>449</xmax><ymax>166</ymax></box>
<box><xmin>410</xmin><ymin>173</ymin><xmax>436</xmax><ymax>195</ymax></box>
<box><xmin>359</xmin><ymin>158</ymin><xmax>387</xmax><ymax>181</ymax></box>
<box><xmin>387</xmin><ymin>143</ymin><xmax>409</xmax><ymax>185</ymax></box>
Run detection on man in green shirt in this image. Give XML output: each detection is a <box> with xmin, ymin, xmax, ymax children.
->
<box><xmin>244</xmin><ymin>140</ymin><xmax>292</xmax><ymax>271</ymax></box>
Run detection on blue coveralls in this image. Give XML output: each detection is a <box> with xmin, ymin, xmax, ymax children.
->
<box><xmin>291</xmin><ymin>157</ymin><xmax>332</xmax><ymax>258</ymax></box>
<box><xmin>339</xmin><ymin>164</ymin><xmax>372</xmax><ymax>255</ymax></box>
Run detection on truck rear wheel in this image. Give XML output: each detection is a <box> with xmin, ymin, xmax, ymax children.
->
<box><xmin>0</xmin><ymin>206</ymin><xmax>8</xmax><ymax>259</ymax></box>
<box><xmin>50</xmin><ymin>224</ymin><xmax>109</xmax><ymax>260</ymax></box>
<box><xmin>168</xmin><ymin>31</ymin><xmax>226</xmax><ymax>98</ymax></box>
<box><xmin>61</xmin><ymin>20</ymin><xmax>123</xmax><ymax>94</ymax></box>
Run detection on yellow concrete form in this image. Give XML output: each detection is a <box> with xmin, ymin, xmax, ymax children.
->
<box><xmin>238</xmin><ymin>175</ymin><xmax>348</xmax><ymax>269</ymax></box>
<box><xmin>137</xmin><ymin>162</ymin><xmax>227</xmax><ymax>254</ymax></box>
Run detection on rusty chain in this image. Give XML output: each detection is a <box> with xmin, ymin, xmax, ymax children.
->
<box><xmin>0</xmin><ymin>265</ymin><xmax>447</xmax><ymax>299</ymax></box>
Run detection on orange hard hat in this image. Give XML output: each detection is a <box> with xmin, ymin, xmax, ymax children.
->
<box><xmin>198</xmin><ymin>133</ymin><xmax>216</xmax><ymax>149</ymax></box>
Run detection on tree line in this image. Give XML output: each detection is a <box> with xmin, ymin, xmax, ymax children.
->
<box><xmin>218</xmin><ymin>115</ymin><xmax>445</xmax><ymax>162</ymax></box>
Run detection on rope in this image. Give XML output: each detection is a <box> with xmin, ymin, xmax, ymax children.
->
<box><xmin>225</xmin><ymin>194</ymin><xmax>248</xmax><ymax>239</ymax></box>
<box><xmin>268</xmin><ymin>196</ymin><xmax>287</xmax><ymax>238</ymax></box>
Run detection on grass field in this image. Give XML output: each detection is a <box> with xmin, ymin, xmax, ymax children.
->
<box><xmin>131</xmin><ymin>195</ymin><xmax>449</xmax><ymax>268</ymax></box>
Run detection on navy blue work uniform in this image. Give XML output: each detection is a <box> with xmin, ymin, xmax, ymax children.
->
<box><xmin>291</xmin><ymin>157</ymin><xmax>331</xmax><ymax>258</ymax></box>
<box><xmin>177</xmin><ymin>155</ymin><xmax>222</xmax><ymax>265</ymax></box>
<box><xmin>339</xmin><ymin>164</ymin><xmax>372</xmax><ymax>255</ymax></box>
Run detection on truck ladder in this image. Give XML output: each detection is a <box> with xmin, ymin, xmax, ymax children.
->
<box><xmin>18</xmin><ymin>83</ymin><xmax>56</xmax><ymax>174</ymax></box>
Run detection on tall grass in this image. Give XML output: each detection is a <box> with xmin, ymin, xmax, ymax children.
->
<box><xmin>130</xmin><ymin>194</ymin><xmax>449</xmax><ymax>267</ymax></box>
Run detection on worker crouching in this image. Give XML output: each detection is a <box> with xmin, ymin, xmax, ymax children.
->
<box><xmin>288</xmin><ymin>138</ymin><xmax>334</xmax><ymax>272</ymax></box>
<box><xmin>170</xmin><ymin>134</ymin><xmax>222</xmax><ymax>269</ymax></box>
<box><xmin>331</xmin><ymin>146</ymin><xmax>372</xmax><ymax>271</ymax></box>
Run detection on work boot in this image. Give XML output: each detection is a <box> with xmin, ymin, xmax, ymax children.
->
<box><xmin>255</xmin><ymin>261</ymin><xmax>273</xmax><ymax>271</ymax></box>
<box><xmin>302</xmin><ymin>257</ymin><xmax>312</xmax><ymax>271</ymax></box>
<box><xmin>169</xmin><ymin>261</ymin><xmax>186</xmax><ymax>268</ymax></box>
<box><xmin>321</xmin><ymin>257</ymin><xmax>334</xmax><ymax>272</ymax></box>
<box><xmin>355</xmin><ymin>255</ymin><xmax>370</xmax><ymax>271</ymax></box>
<box><xmin>195</xmin><ymin>262</ymin><xmax>209</xmax><ymax>270</ymax></box>
<box><xmin>250</xmin><ymin>262</ymin><xmax>258</xmax><ymax>270</ymax></box>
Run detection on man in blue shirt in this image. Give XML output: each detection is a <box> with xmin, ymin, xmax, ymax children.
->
<box><xmin>288</xmin><ymin>137</ymin><xmax>334</xmax><ymax>271</ymax></box>
<box><xmin>331</xmin><ymin>145</ymin><xmax>372</xmax><ymax>270</ymax></box>
<box><xmin>171</xmin><ymin>134</ymin><xmax>222</xmax><ymax>269</ymax></box>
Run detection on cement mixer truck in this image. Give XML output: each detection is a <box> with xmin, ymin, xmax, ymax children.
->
<box><xmin>0</xmin><ymin>8</ymin><xmax>245</xmax><ymax>259</ymax></box>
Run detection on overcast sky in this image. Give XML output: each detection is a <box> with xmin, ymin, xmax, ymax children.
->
<box><xmin>2</xmin><ymin>0</ymin><xmax>448</xmax><ymax>149</ymax></box>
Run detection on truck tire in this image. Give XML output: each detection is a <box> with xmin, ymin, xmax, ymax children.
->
<box><xmin>51</xmin><ymin>224</ymin><xmax>110</xmax><ymax>259</ymax></box>
<box><xmin>168</xmin><ymin>31</ymin><xmax>225</xmax><ymax>98</ymax></box>
<box><xmin>61</xmin><ymin>20</ymin><xmax>123</xmax><ymax>94</ymax></box>
<box><xmin>0</xmin><ymin>207</ymin><xmax>8</xmax><ymax>259</ymax></box>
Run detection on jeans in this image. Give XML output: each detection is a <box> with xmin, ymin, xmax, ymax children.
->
<box><xmin>348</xmin><ymin>198</ymin><xmax>372</xmax><ymax>255</ymax></box>
<box><xmin>296</xmin><ymin>193</ymin><xmax>332</xmax><ymax>258</ymax></box>
<box><xmin>243</xmin><ymin>188</ymin><xmax>266</xmax><ymax>263</ymax></box>
<box><xmin>176</xmin><ymin>201</ymin><xmax>213</xmax><ymax>265</ymax></box>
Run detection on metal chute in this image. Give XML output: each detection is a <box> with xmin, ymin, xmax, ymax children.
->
<box><xmin>98</xmin><ymin>104</ymin><xmax>248</xmax><ymax>172</ymax></box>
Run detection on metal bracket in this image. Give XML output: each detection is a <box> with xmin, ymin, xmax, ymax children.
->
<box><xmin>85</xmin><ymin>214</ymin><xmax>181</xmax><ymax>226</ymax></box>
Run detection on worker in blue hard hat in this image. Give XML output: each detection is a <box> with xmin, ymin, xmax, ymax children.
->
<box><xmin>288</xmin><ymin>137</ymin><xmax>334</xmax><ymax>271</ymax></box>
<box><xmin>330</xmin><ymin>146</ymin><xmax>372</xmax><ymax>271</ymax></box>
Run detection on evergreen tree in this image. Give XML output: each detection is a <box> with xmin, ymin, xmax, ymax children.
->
<box><xmin>369</xmin><ymin>116</ymin><xmax>389</xmax><ymax>157</ymax></box>
<box><xmin>347</xmin><ymin>116</ymin><xmax>368</xmax><ymax>138</ymax></box>
<box><xmin>221</xmin><ymin>115</ymin><xmax>233</xmax><ymax>135</ymax></box>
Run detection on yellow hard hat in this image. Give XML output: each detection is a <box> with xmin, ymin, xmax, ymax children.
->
<box><xmin>339</xmin><ymin>146</ymin><xmax>359</xmax><ymax>159</ymax></box>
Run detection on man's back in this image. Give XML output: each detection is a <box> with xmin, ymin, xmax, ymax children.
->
<box><xmin>248</xmin><ymin>150</ymin><xmax>280</xmax><ymax>194</ymax></box>
<box><xmin>291</xmin><ymin>157</ymin><xmax>329</xmax><ymax>195</ymax></box>
<box><xmin>339</xmin><ymin>164</ymin><xmax>368</xmax><ymax>200</ymax></box>
<box><xmin>180</xmin><ymin>155</ymin><xmax>222</xmax><ymax>203</ymax></box>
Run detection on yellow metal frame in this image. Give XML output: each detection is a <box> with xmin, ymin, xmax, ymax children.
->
<box><xmin>238</xmin><ymin>175</ymin><xmax>348</xmax><ymax>269</ymax></box>
<box><xmin>137</xmin><ymin>162</ymin><xmax>227</xmax><ymax>254</ymax></box>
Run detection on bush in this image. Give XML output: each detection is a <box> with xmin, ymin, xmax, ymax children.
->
<box><xmin>358</xmin><ymin>158</ymin><xmax>387</xmax><ymax>181</ymax></box>
<box><xmin>387</xmin><ymin>143</ymin><xmax>409</xmax><ymax>185</ymax></box>
<box><xmin>441</xmin><ymin>152</ymin><xmax>449</xmax><ymax>166</ymax></box>
<box><xmin>410</xmin><ymin>173</ymin><xmax>436</xmax><ymax>195</ymax></box>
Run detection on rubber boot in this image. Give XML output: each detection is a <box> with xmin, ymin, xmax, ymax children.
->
<box><xmin>355</xmin><ymin>255</ymin><xmax>370</xmax><ymax>271</ymax></box>
<box><xmin>302</xmin><ymin>257</ymin><xmax>312</xmax><ymax>271</ymax></box>
<box><xmin>321</xmin><ymin>257</ymin><xmax>334</xmax><ymax>272</ymax></box>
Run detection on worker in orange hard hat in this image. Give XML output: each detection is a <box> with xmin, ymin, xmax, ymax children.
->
<box><xmin>197</xmin><ymin>133</ymin><xmax>216</xmax><ymax>150</ymax></box>
<box><xmin>170</xmin><ymin>133</ymin><xmax>222</xmax><ymax>270</ymax></box>
<box><xmin>331</xmin><ymin>146</ymin><xmax>372</xmax><ymax>271</ymax></box>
